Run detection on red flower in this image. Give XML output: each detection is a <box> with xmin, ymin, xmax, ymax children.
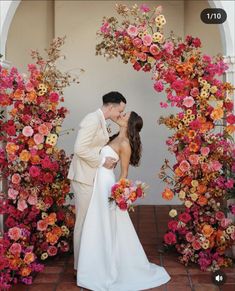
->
<box><xmin>29</xmin><ymin>166</ymin><xmax>41</xmax><ymax>177</ymax></box>
<box><xmin>119</xmin><ymin>201</ymin><xmax>128</xmax><ymax>210</ymax></box>
<box><xmin>136</xmin><ymin>187</ymin><xmax>143</xmax><ymax>197</ymax></box>
<box><xmin>43</xmin><ymin>172</ymin><xmax>54</xmax><ymax>183</ymax></box>
<box><xmin>133</xmin><ymin>62</ymin><xmax>142</xmax><ymax>71</ymax></box>
<box><xmin>179</xmin><ymin>212</ymin><xmax>191</xmax><ymax>224</ymax></box>
<box><xmin>226</xmin><ymin>114</ymin><xmax>235</xmax><ymax>125</ymax></box>
<box><xmin>168</xmin><ymin>220</ymin><xmax>178</xmax><ymax>232</ymax></box>
<box><xmin>164</xmin><ymin>232</ymin><xmax>177</xmax><ymax>245</ymax></box>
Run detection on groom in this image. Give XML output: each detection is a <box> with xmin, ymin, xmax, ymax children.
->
<box><xmin>67</xmin><ymin>91</ymin><xmax>126</xmax><ymax>275</ymax></box>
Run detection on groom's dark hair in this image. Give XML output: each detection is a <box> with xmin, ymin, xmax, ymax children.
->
<box><xmin>102</xmin><ymin>91</ymin><xmax>126</xmax><ymax>105</ymax></box>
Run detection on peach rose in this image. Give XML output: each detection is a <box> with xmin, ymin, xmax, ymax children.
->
<box><xmin>162</xmin><ymin>188</ymin><xmax>174</xmax><ymax>200</ymax></box>
<box><xmin>8</xmin><ymin>227</ymin><xmax>21</xmax><ymax>241</ymax></box>
<box><xmin>20</xmin><ymin>266</ymin><xmax>31</xmax><ymax>277</ymax></box>
<box><xmin>38</xmin><ymin>123</ymin><xmax>50</xmax><ymax>136</ymax></box>
<box><xmin>19</xmin><ymin>149</ymin><xmax>31</xmax><ymax>162</ymax></box>
<box><xmin>179</xmin><ymin>160</ymin><xmax>190</xmax><ymax>172</ymax></box>
<box><xmin>11</xmin><ymin>173</ymin><xmax>21</xmax><ymax>184</ymax></box>
<box><xmin>127</xmin><ymin>25</ymin><xmax>138</xmax><ymax>37</ymax></box>
<box><xmin>37</xmin><ymin>219</ymin><xmax>48</xmax><ymax>231</ymax></box>
<box><xmin>202</xmin><ymin>224</ymin><xmax>214</xmax><ymax>238</ymax></box>
<box><xmin>6</xmin><ymin>142</ymin><xmax>19</xmax><ymax>154</ymax></box>
<box><xmin>24</xmin><ymin>252</ymin><xmax>35</xmax><ymax>264</ymax></box>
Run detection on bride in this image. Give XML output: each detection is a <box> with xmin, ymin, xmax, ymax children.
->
<box><xmin>77</xmin><ymin>111</ymin><xmax>171</xmax><ymax>291</ymax></box>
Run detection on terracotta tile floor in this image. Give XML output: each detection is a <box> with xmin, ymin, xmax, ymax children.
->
<box><xmin>12</xmin><ymin>205</ymin><xmax>235</xmax><ymax>291</ymax></box>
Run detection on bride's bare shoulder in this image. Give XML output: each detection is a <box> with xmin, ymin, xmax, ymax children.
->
<box><xmin>120</xmin><ymin>138</ymin><xmax>131</xmax><ymax>152</ymax></box>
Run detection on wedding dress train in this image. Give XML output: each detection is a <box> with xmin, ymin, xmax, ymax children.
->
<box><xmin>77</xmin><ymin>145</ymin><xmax>171</xmax><ymax>291</ymax></box>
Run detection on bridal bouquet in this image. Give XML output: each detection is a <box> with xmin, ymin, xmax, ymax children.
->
<box><xmin>109</xmin><ymin>178</ymin><xmax>148</xmax><ymax>211</ymax></box>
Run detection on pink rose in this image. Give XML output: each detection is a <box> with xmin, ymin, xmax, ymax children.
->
<box><xmin>164</xmin><ymin>232</ymin><xmax>176</xmax><ymax>245</ymax></box>
<box><xmin>192</xmin><ymin>240</ymin><xmax>201</xmax><ymax>250</ymax></box>
<box><xmin>17</xmin><ymin>199</ymin><xmax>28</xmax><ymax>211</ymax></box>
<box><xmin>154</xmin><ymin>80</ymin><xmax>164</xmax><ymax>92</ymax></box>
<box><xmin>38</xmin><ymin>124</ymin><xmax>50</xmax><ymax>136</ymax></box>
<box><xmin>189</xmin><ymin>154</ymin><xmax>199</xmax><ymax>165</ymax></box>
<box><xmin>8</xmin><ymin>227</ymin><xmax>21</xmax><ymax>241</ymax></box>
<box><xmin>25</xmin><ymin>82</ymin><xmax>34</xmax><ymax>92</ymax></box>
<box><xmin>27</xmin><ymin>194</ymin><xmax>38</xmax><ymax>205</ymax></box>
<box><xmin>33</xmin><ymin>133</ymin><xmax>44</xmax><ymax>145</ymax></box>
<box><xmin>11</xmin><ymin>173</ymin><xmax>21</xmax><ymax>184</ymax></box>
<box><xmin>210</xmin><ymin>160</ymin><xmax>222</xmax><ymax>171</ymax></box>
<box><xmin>49</xmin><ymin>92</ymin><xmax>59</xmax><ymax>103</ymax></box>
<box><xmin>48</xmin><ymin>246</ymin><xmax>58</xmax><ymax>256</ymax></box>
<box><xmin>142</xmin><ymin>34</ymin><xmax>152</xmax><ymax>46</ymax></box>
<box><xmin>186</xmin><ymin>232</ymin><xmax>195</xmax><ymax>242</ymax></box>
<box><xmin>149</xmin><ymin>44</ymin><xmax>159</xmax><ymax>55</ymax></box>
<box><xmin>221</xmin><ymin>218</ymin><xmax>232</xmax><ymax>228</ymax></box>
<box><xmin>215</xmin><ymin>211</ymin><xmax>225</xmax><ymax>221</ymax></box>
<box><xmin>22</xmin><ymin>126</ymin><xmax>34</xmax><ymax>137</ymax></box>
<box><xmin>127</xmin><ymin>25</ymin><xmax>138</xmax><ymax>37</ymax></box>
<box><xmin>179</xmin><ymin>160</ymin><xmax>190</xmax><ymax>172</ymax></box>
<box><xmin>137</xmin><ymin>52</ymin><xmax>147</xmax><ymax>62</ymax></box>
<box><xmin>140</xmin><ymin>4</ymin><xmax>150</xmax><ymax>13</ymax></box>
<box><xmin>132</xmin><ymin>38</ymin><xmax>142</xmax><ymax>48</ymax></box>
<box><xmin>225</xmin><ymin>178</ymin><xmax>234</xmax><ymax>189</ymax></box>
<box><xmin>190</xmin><ymin>87</ymin><xmax>199</xmax><ymax>97</ymax></box>
<box><xmin>37</xmin><ymin>220</ymin><xmax>48</xmax><ymax>231</ymax></box>
<box><xmin>9</xmin><ymin>242</ymin><xmax>22</xmax><ymax>255</ymax></box>
<box><xmin>183</xmin><ymin>96</ymin><xmax>195</xmax><ymax>108</ymax></box>
<box><xmin>8</xmin><ymin>188</ymin><xmax>19</xmax><ymax>199</ymax></box>
<box><xmin>163</xmin><ymin>41</ymin><xmax>174</xmax><ymax>54</ymax></box>
<box><xmin>29</xmin><ymin>166</ymin><xmax>41</xmax><ymax>177</ymax></box>
<box><xmin>200</xmin><ymin>147</ymin><xmax>210</xmax><ymax>156</ymax></box>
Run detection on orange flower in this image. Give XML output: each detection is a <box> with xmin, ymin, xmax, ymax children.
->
<box><xmin>197</xmin><ymin>184</ymin><xmax>207</xmax><ymax>194</ymax></box>
<box><xmin>46</xmin><ymin>232</ymin><xmax>59</xmax><ymax>245</ymax></box>
<box><xmin>162</xmin><ymin>188</ymin><xmax>174</xmax><ymax>200</ymax></box>
<box><xmin>24</xmin><ymin>252</ymin><xmax>35</xmax><ymax>264</ymax></box>
<box><xmin>28</xmin><ymin>138</ymin><xmax>36</xmax><ymax>148</ymax></box>
<box><xmin>197</xmin><ymin>195</ymin><xmax>208</xmax><ymax>206</ymax></box>
<box><xmin>6</xmin><ymin>142</ymin><xmax>19</xmax><ymax>154</ymax></box>
<box><xmin>200</xmin><ymin>121</ymin><xmax>214</xmax><ymax>133</ymax></box>
<box><xmin>19</xmin><ymin>150</ymin><xmax>31</xmax><ymax>162</ymax></box>
<box><xmin>20</xmin><ymin>266</ymin><xmax>32</xmax><ymax>277</ymax></box>
<box><xmin>26</xmin><ymin>91</ymin><xmax>37</xmax><ymax>102</ymax></box>
<box><xmin>202</xmin><ymin>224</ymin><xmax>214</xmax><ymax>238</ymax></box>
<box><xmin>189</xmin><ymin>142</ymin><xmax>199</xmax><ymax>152</ymax></box>
<box><xmin>188</xmin><ymin>130</ymin><xmax>196</xmax><ymax>139</ymax></box>
<box><xmin>211</xmin><ymin>107</ymin><xmax>224</xmax><ymax>120</ymax></box>
<box><xmin>46</xmin><ymin>213</ymin><xmax>57</xmax><ymax>225</ymax></box>
<box><xmin>182</xmin><ymin>176</ymin><xmax>192</xmax><ymax>186</ymax></box>
<box><xmin>175</xmin><ymin>167</ymin><xmax>184</xmax><ymax>177</ymax></box>
<box><xmin>52</xmin><ymin>226</ymin><xmax>63</xmax><ymax>236</ymax></box>
<box><xmin>225</xmin><ymin>125</ymin><xmax>235</xmax><ymax>134</ymax></box>
<box><xmin>14</xmin><ymin>89</ymin><xmax>24</xmax><ymax>100</ymax></box>
<box><xmin>30</xmin><ymin>155</ymin><xmax>41</xmax><ymax>164</ymax></box>
<box><xmin>9</xmin><ymin>108</ymin><xmax>18</xmax><ymax>116</ymax></box>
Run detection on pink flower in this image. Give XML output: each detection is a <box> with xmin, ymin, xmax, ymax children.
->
<box><xmin>160</xmin><ymin>102</ymin><xmax>168</xmax><ymax>108</ymax></box>
<box><xmin>100</xmin><ymin>22</ymin><xmax>110</xmax><ymax>35</ymax></box>
<box><xmin>164</xmin><ymin>232</ymin><xmax>176</xmax><ymax>245</ymax></box>
<box><xmin>17</xmin><ymin>199</ymin><xmax>28</xmax><ymax>211</ymax></box>
<box><xmin>22</xmin><ymin>126</ymin><xmax>34</xmax><ymax>137</ymax></box>
<box><xmin>29</xmin><ymin>166</ymin><xmax>41</xmax><ymax>177</ymax></box>
<box><xmin>186</xmin><ymin>232</ymin><xmax>195</xmax><ymax>242</ymax></box>
<box><xmin>171</xmin><ymin>80</ymin><xmax>186</xmax><ymax>92</ymax></box>
<box><xmin>215</xmin><ymin>211</ymin><xmax>225</xmax><ymax>221</ymax></box>
<box><xmin>119</xmin><ymin>201</ymin><xmax>128</xmax><ymax>210</ymax></box>
<box><xmin>210</xmin><ymin>160</ymin><xmax>222</xmax><ymax>171</ymax></box>
<box><xmin>137</xmin><ymin>52</ymin><xmax>147</xmax><ymax>62</ymax></box>
<box><xmin>133</xmin><ymin>62</ymin><xmax>142</xmax><ymax>71</ymax></box>
<box><xmin>192</xmin><ymin>240</ymin><xmax>201</xmax><ymax>250</ymax></box>
<box><xmin>48</xmin><ymin>246</ymin><xmax>58</xmax><ymax>256</ymax></box>
<box><xmin>27</xmin><ymin>194</ymin><xmax>38</xmax><ymax>205</ymax></box>
<box><xmin>8</xmin><ymin>227</ymin><xmax>21</xmax><ymax>241</ymax></box>
<box><xmin>154</xmin><ymin>80</ymin><xmax>164</xmax><ymax>92</ymax></box>
<box><xmin>225</xmin><ymin>178</ymin><xmax>234</xmax><ymax>189</ymax></box>
<box><xmin>136</xmin><ymin>187</ymin><xmax>143</xmax><ymax>197</ymax></box>
<box><xmin>190</xmin><ymin>87</ymin><xmax>199</xmax><ymax>97</ymax></box>
<box><xmin>221</xmin><ymin>218</ymin><xmax>232</xmax><ymax>228</ymax></box>
<box><xmin>9</xmin><ymin>242</ymin><xmax>22</xmax><ymax>255</ymax></box>
<box><xmin>8</xmin><ymin>188</ymin><xmax>19</xmax><ymax>199</ymax></box>
<box><xmin>163</xmin><ymin>41</ymin><xmax>174</xmax><ymax>54</ymax></box>
<box><xmin>132</xmin><ymin>37</ymin><xmax>142</xmax><ymax>48</ymax></box>
<box><xmin>11</xmin><ymin>173</ymin><xmax>21</xmax><ymax>184</ymax></box>
<box><xmin>49</xmin><ymin>92</ymin><xmax>59</xmax><ymax>103</ymax></box>
<box><xmin>149</xmin><ymin>44</ymin><xmax>159</xmax><ymax>56</ymax></box>
<box><xmin>183</xmin><ymin>96</ymin><xmax>195</xmax><ymax>108</ymax></box>
<box><xmin>37</xmin><ymin>220</ymin><xmax>48</xmax><ymax>231</ymax></box>
<box><xmin>127</xmin><ymin>25</ymin><xmax>138</xmax><ymax>37</ymax></box>
<box><xmin>200</xmin><ymin>147</ymin><xmax>210</xmax><ymax>156</ymax></box>
<box><xmin>25</xmin><ymin>82</ymin><xmax>34</xmax><ymax>92</ymax></box>
<box><xmin>189</xmin><ymin>154</ymin><xmax>199</xmax><ymax>165</ymax></box>
<box><xmin>179</xmin><ymin>160</ymin><xmax>190</xmax><ymax>172</ymax></box>
<box><xmin>142</xmin><ymin>34</ymin><xmax>152</xmax><ymax>46</ymax></box>
<box><xmin>38</xmin><ymin>124</ymin><xmax>50</xmax><ymax>136</ymax></box>
<box><xmin>33</xmin><ymin>133</ymin><xmax>44</xmax><ymax>145</ymax></box>
<box><xmin>43</xmin><ymin>172</ymin><xmax>54</xmax><ymax>183</ymax></box>
<box><xmin>226</xmin><ymin>114</ymin><xmax>235</xmax><ymax>124</ymax></box>
<box><xmin>231</xmin><ymin>231</ymin><xmax>235</xmax><ymax>241</ymax></box>
<box><xmin>168</xmin><ymin>220</ymin><xmax>178</xmax><ymax>231</ymax></box>
<box><xmin>140</xmin><ymin>4</ymin><xmax>150</xmax><ymax>13</ymax></box>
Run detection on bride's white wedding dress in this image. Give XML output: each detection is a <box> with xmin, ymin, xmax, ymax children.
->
<box><xmin>77</xmin><ymin>145</ymin><xmax>171</xmax><ymax>291</ymax></box>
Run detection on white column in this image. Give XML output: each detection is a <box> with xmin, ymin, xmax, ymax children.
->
<box><xmin>0</xmin><ymin>59</ymin><xmax>11</xmax><ymax>235</ymax></box>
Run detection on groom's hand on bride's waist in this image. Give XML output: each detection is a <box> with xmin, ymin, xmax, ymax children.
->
<box><xmin>103</xmin><ymin>157</ymin><xmax>117</xmax><ymax>169</ymax></box>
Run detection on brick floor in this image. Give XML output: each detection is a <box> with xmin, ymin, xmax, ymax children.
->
<box><xmin>11</xmin><ymin>205</ymin><xmax>235</xmax><ymax>291</ymax></box>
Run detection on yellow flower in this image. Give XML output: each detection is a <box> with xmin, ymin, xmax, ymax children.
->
<box><xmin>186</xmin><ymin>109</ymin><xmax>192</xmax><ymax>115</ymax></box>
<box><xmin>191</xmin><ymin>180</ymin><xmax>199</xmax><ymax>187</ymax></box>
<box><xmin>46</xmin><ymin>134</ymin><xmax>58</xmax><ymax>146</ymax></box>
<box><xmin>210</xmin><ymin>86</ymin><xmax>218</xmax><ymax>93</ymax></box>
<box><xmin>152</xmin><ymin>32</ymin><xmax>164</xmax><ymax>43</ymax></box>
<box><xmin>190</xmin><ymin>193</ymin><xmax>198</xmax><ymax>201</ymax></box>
<box><xmin>169</xmin><ymin>209</ymin><xmax>177</xmax><ymax>218</ymax></box>
<box><xmin>211</xmin><ymin>107</ymin><xmax>224</xmax><ymax>120</ymax></box>
<box><xmin>178</xmin><ymin>190</ymin><xmax>186</xmax><ymax>200</ymax></box>
<box><xmin>200</xmin><ymin>91</ymin><xmax>209</xmax><ymax>99</ymax></box>
<box><xmin>41</xmin><ymin>212</ymin><xmax>48</xmax><ymax>219</ymax></box>
<box><xmin>147</xmin><ymin>57</ymin><xmax>155</xmax><ymax>64</ymax></box>
<box><xmin>185</xmin><ymin>200</ymin><xmax>193</xmax><ymax>208</ymax></box>
<box><xmin>201</xmin><ymin>239</ymin><xmax>210</xmax><ymax>249</ymax></box>
<box><xmin>41</xmin><ymin>252</ymin><xmax>48</xmax><ymax>260</ymax></box>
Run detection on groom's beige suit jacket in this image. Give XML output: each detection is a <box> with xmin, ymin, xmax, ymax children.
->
<box><xmin>67</xmin><ymin>109</ymin><xmax>109</xmax><ymax>186</ymax></box>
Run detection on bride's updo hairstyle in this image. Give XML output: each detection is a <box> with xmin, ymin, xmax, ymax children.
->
<box><xmin>127</xmin><ymin>111</ymin><xmax>143</xmax><ymax>167</ymax></box>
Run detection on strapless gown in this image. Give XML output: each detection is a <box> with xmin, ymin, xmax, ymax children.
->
<box><xmin>77</xmin><ymin>145</ymin><xmax>171</xmax><ymax>291</ymax></box>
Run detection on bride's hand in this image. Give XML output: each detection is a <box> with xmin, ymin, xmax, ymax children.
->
<box><xmin>103</xmin><ymin>157</ymin><xmax>117</xmax><ymax>169</ymax></box>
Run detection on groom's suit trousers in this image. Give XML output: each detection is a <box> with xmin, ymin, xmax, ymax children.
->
<box><xmin>71</xmin><ymin>180</ymin><xmax>93</xmax><ymax>270</ymax></box>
